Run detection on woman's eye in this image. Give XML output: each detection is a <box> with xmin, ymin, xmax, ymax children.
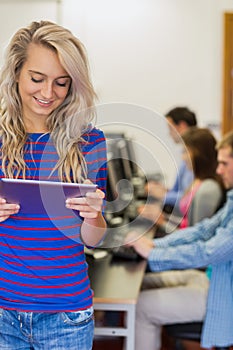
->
<box><xmin>56</xmin><ymin>82</ymin><xmax>67</xmax><ymax>87</ymax></box>
<box><xmin>31</xmin><ymin>77</ymin><xmax>43</xmax><ymax>83</ymax></box>
<box><xmin>56</xmin><ymin>80</ymin><xmax>70</xmax><ymax>87</ymax></box>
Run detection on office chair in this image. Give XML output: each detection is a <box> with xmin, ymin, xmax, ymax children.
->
<box><xmin>164</xmin><ymin>322</ymin><xmax>230</xmax><ymax>350</ymax></box>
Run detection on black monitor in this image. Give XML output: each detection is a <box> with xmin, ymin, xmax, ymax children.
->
<box><xmin>105</xmin><ymin>133</ymin><xmax>140</xmax><ymax>177</ymax></box>
<box><xmin>124</xmin><ymin>138</ymin><xmax>140</xmax><ymax>177</ymax></box>
<box><xmin>105</xmin><ymin>138</ymin><xmax>135</xmax><ymax>218</ymax></box>
<box><xmin>116</xmin><ymin>139</ymin><xmax>133</xmax><ymax>181</ymax></box>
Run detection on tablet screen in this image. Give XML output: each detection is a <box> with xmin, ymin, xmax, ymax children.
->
<box><xmin>0</xmin><ymin>178</ymin><xmax>97</xmax><ymax>215</ymax></box>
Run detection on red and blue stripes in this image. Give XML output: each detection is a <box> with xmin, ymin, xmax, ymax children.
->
<box><xmin>0</xmin><ymin>127</ymin><xmax>107</xmax><ymax>312</ymax></box>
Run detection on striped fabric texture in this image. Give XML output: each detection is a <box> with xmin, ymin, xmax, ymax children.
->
<box><xmin>0</xmin><ymin>127</ymin><xmax>107</xmax><ymax>312</ymax></box>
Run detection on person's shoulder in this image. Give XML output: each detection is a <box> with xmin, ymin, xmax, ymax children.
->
<box><xmin>179</xmin><ymin>159</ymin><xmax>189</xmax><ymax>171</ymax></box>
<box><xmin>81</xmin><ymin>126</ymin><xmax>106</xmax><ymax>153</ymax></box>
<box><xmin>82</xmin><ymin>125</ymin><xmax>105</xmax><ymax>140</ymax></box>
<box><xmin>227</xmin><ymin>189</ymin><xmax>233</xmax><ymax>199</ymax></box>
<box><xmin>177</xmin><ymin>160</ymin><xmax>192</xmax><ymax>176</ymax></box>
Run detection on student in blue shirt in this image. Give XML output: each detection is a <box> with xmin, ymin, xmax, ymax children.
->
<box><xmin>127</xmin><ymin>130</ymin><xmax>233</xmax><ymax>349</ymax></box>
<box><xmin>146</xmin><ymin>107</ymin><xmax>197</xmax><ymax>210</ymax></box>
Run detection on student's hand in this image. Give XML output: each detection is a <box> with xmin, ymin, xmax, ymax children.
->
<box><xmin>65</xmin><ymin>180</ymin><xmax>105</xmax><ymax>219</ymax></box>
<box><xmin>145</xmin><ymin>180</ymin><xmax>167</xmax><ymax>199</ymax></box>
<box><xmin>138</xmin><ymin>203</ymin><xmax>164</xmax><ymax>225</ymax></box>
<box><xmin>125</xmin><ymin>231</ymin><xmax>155</xmax><ymax>259</ymax></box>
<box><xmin>0</xmin><ymin>198</ymin><xmax>20</xmax><ymax>222</ymax></box>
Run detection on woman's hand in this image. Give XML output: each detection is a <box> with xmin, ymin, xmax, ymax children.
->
<box><xmin>65</xmin><ymin>180</ymin><xmax>107</xmax><ymax>246</ymax></box>
<box><xmin>0</xmin><ymin>198</ymin><xmax>20</xmax><ymax>222</ymax></box>
<box><xmin>65</xmin><ymin>182</ymin><xmax>105</xmax><ymax>219</ymax></box>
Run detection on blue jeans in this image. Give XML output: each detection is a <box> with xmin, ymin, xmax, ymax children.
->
<box><xmin>0</xmin><ymin>308</ymin><xmax>94</xmax><ymax>350</ymax></box>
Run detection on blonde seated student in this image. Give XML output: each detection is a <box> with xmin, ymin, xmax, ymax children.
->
<box><xmin>139</xmin><ymin>127</ymin><xmax>225</xmax><ymax>233</ymax></box>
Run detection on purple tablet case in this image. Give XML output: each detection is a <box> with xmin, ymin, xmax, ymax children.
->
<box><xmin>0</xmin><ymin>178</ymin><xmax>97</xmax><ymax>215</ymax></box>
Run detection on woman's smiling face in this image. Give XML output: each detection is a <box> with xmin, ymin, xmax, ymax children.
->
<box><xmin>17</xmin><ymin>43</ymin><xmax>71</xmax><ymax>131</ymax></box>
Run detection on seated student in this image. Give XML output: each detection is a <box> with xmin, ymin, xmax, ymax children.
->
<box><xmin>146</xmin><ymin>107</ymin><xmax>197</xmax><ymax>212</ymax></box>
<box><xmin>140</xmin><ymin>127</ymin><xmax>225</xmax><ymax>232</ymax></box>
<box><xmin>125</xmin><ymin>130</ymin><xmax>233</xmax><ymax>350</ymax></box>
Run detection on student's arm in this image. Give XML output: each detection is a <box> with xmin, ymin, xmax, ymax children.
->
<box><xmin>126</xmin><ymin>207</ymin><xmax>224</xmax><ymax>259</ymax></box>
<box><xmin>66</xmin><ymin>186</ymin><xmax>107</xmax><ymax>246</ymax></box>
<box><xmin>152</xmin><ymin>212</ymin><xmax>221</xmax><ymax>251</ymax></box>
<box><xmin>76</xmin><ymin>128</ymin><xmax>107</xmax><ymax>247</ymax></box>
<box><xmin>81</xmin><ymin>213</ymin><xmax>106</xmax><ymax>246</ymax></box>
<box><xmin>148</xmin><ymin>215</ymin><xmax>233</xmax><ymax>272</ymax></box>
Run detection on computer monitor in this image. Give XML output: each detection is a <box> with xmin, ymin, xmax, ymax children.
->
<box><xmin>105</xmin><ymin>133</ymin><xmax>140</xmax><ymax>177</ymax></box>
<box><xmin>105</xmin><ymin>132</ymin><xmax>125</xmax><ymax>140</ymax></box>
<box><xmin>116</xmin><ymin>139</ymin><xmax>134</xmax><ymax>181</ymax></box>
<box><xmin>105</xmin><ymin>138</ymin><xmax>135</xmax><ymax>218</ymax></box>
<box><xmin>124</xmin><ymin>137</ymin><xmax>140</xmax><ymax>177</ymax></box>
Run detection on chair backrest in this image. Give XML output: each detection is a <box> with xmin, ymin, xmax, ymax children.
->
<box><xmin>188</xmin><ymin>179</ymin><xmax>224</xmax><ymax>226</ymax></box>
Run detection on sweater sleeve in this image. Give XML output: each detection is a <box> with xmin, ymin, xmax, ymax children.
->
<box><xmin>153</xmin><ymin>206</ymin><xmax>224</xmax><ymax>248</ymax></box>
<box><xmin>149</xmin><ymin>205</ymin><xmax>233</xmax><ymax>271</ymax></box>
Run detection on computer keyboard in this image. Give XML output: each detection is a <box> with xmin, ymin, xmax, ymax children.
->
<box><xmin>101</xmin><ymin>216</ymin><xmax>154</xmax><ymax>261</ymax></box>
<box><xmin>111</xmin><ymin>245</ymin><xmax>142</xmax><ymax>261</ymax></box>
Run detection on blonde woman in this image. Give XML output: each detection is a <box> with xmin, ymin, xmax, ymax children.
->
<box><xmin>0</xmin><ymin>21</ymin><xmax>107</xmax><ymax>349</ymax></box>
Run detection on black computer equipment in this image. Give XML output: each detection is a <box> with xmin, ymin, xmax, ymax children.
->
<box><xmin>105</xmin><ymin>137</ymin><xmax>135</xmax><ymax>219</ymax></box>
<box><xmin>105</xmin><ymin>132</ymin><xmax>125</xmax><ymax>140</ymax></box>
<box><xmin>105</xmin><ymin>132</ymin><xmax>142</xmax><ymax>179</ymax></box>
<box><xmin>102</xmin><ymin>134</ymin><xmax>156</xmax><ymax>260</ymax></box>
<box><xmin>124</xmin><ymin>137</ymin><xmax>140</xmax><ymax>177</ymax></box>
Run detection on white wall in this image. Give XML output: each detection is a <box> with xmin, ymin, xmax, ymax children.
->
<box><xmin>61</xmin><ymin>0</ymin><xmax>233</xmax><ymax>125</ymax></box>
<box><xmin>0</xmin><ymin>0</ymin><xmax>58</xmax><ymax>63</ymax></box>
<box><xmin>1</xmin><ymin>0</ymin><xmax>233</xmax><ymax>183</ymax></box>
<box><xmin>60</xmin><ymin>0</ymin><xmax>233</xmax><ymax>183</ymax></box>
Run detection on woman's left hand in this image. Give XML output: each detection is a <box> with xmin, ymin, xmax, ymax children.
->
<box><xmin>65</xmin><ymin>180</ymin><xmax>105</xmax><ymax>219</ymax></box>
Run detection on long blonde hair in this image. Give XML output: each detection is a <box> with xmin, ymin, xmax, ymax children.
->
<box><xmin>0</xmin><ymin>20</ymin><xmax>97</xmax><ymax>181</ymax></box>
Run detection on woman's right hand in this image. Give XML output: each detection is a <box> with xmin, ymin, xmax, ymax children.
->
<box><xmin>0</xmin><ymin>198</ymin><xmax>20</xmax><ymax>222</ymax></box>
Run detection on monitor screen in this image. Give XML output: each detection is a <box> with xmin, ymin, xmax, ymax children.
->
<box><xmin>124</xmin><ymin>138</ymin><xmax>140</xmax><ymax>177</ymax></box>
<box><xmin>105</xmin><ymin>138</ymin><xmax>135</xmax><ymax>218</ymax></box>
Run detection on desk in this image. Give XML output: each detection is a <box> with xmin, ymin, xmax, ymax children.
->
<box><xmin>87</xmin><ymin>254</ymin><xmax>147</xmax><ymax>350</ymax></box>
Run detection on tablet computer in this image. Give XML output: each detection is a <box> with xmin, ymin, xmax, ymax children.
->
<box><xmin>0</xmin><ymin>178</ymin><xmax>97</xmax><ymax>215</ymax></box>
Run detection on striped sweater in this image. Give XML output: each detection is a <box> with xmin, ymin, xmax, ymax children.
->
<box><xmin>0</xmin><ymin>127</ymin><xmax>107</xmax><ymax>312</ymax></box>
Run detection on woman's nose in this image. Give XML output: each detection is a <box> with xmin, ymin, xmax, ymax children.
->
<box><xmin>41</xmin><ymin>82</ymin><xmax>53</xmax><ymax>98</ymax></box>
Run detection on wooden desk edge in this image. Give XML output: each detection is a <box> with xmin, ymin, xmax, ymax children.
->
<box><xmin>93</xmin><ymin>297</ymin><xmax>137</xmax><ymax>305</ymax></box>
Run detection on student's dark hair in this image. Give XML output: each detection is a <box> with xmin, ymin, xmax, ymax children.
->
<box><xmin>165</xmin><ymin>107</ymin><xmax>197</xmax><ymax>127</ymax></box>
<box><xmin>182</xmin><ymin>127</ymin><xmax>219</xmax><ymax>180</ymax></box>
